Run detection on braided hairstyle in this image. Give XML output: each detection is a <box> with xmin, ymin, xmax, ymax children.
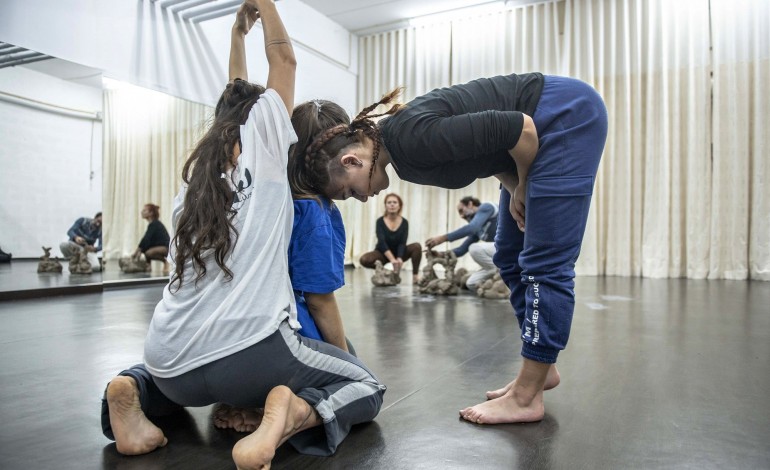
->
<box><xmin>288</xmin><ymin>100</ymin><xmax>350</xmax><ymax>202</ymax></box>
<box><xmin>170</xmin><ymin>79</ymin><xmax>265</xmax><ymax>292</ymax></box>
<box><xmin>301</xmin><ymin>88</ymin><xmax>405</xmax><ymax>197</ymax></box>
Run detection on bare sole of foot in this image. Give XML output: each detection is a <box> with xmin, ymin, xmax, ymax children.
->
<box><xmin>106</xmin><ymin>376</ymin><xmax>168</xmax><ymax>455</ymax></box>
<box><xmin>485</xmin><ymin>365</ymin><xmax>561</xmax><ymax>400</ymax></box>
<box><xmin>232</xmin><ymin>386</ymin><xmax>320</xmax><ymax>470</ymax></box>
<box><xmin>213</xmin><ymin>404</ymin><xmax>264</xmax><ymax>433</ymax></box>
<box><xmin>459</xmin><ymin>390</ymin><xmax>544</xmax><ymax>425</ymax></box>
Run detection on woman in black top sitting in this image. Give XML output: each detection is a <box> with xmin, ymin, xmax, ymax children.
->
<box><xmin>131</xmin><ymin>203</ymin><xmax>170</xmax><ymax>268</ymax></box>
<box><xmin>359</xmin><ymin>193</ymin><xmax>422</xmax><ymax>284</ymax></box>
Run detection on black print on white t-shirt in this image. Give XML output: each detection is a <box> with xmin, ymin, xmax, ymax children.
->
<box><xmin>231</xmin><ymin>168</ymin><xmax>253</xmax><ymax>210</ymax></box>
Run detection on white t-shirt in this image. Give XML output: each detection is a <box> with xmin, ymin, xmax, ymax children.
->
<box><xmin>144</xmin><ymin>89</ymin><xmax>299</xmax><ymax>378</ymax></box>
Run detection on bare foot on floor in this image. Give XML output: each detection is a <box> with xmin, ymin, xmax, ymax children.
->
<box><xmin>486</xmin><ymin>364</ymin><xmax>560</xmax><ymax>400</ymax></box>
<box><xmin>106</xmin><ymin>376</ymin><xmax>168</xmax><ymax>455</ymax></box>
<box><xmin>459</xmin><ymin>389</ymin><xmax>544</xmax><ymax>425</ymax></box>
<box><xmin>213</xmin><ymin>404</ymin><xmax>264</xmax><ymax>433</ymax></box>
<box><xmin>232</xmin><ymin>386</ymin><xmax>321</xmax><ymax>470</ymax></box>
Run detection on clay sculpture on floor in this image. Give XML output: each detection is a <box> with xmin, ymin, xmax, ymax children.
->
<box><xmin>417</xmin><ymin>250</ymin><xmax>459</xmax><ymax>295</ymax></box>
<box><xmin>37</xmin><ymin>246</ymin><xmax>63</xmax><ymax>273</ymax></box>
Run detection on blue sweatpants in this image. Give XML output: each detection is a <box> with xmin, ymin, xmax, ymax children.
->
<box><xmin>493</xmin><ymin>76</ymin><xmax>608</xmax><ymax>364</ymax></box>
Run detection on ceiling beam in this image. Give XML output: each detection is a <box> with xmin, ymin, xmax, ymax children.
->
<box><xmin>0</xmin><ymin>51</ymin><xmax>46</xmax><ymax>66</ymax></box>
<box><xmin>180</xmin><ymin>0</ymin><xmax>241</xmax><ymax>20</ymax></box>
<box><xmin>169</xmin><ymin>0</ymin><xmax>212</xmax><ymax>13</ymax></box>
<box><xmin>190</xmin><ymin>5</ymin><xmax>240</xmax><ymax>22</ymax></box>
<box><xmin>158</xmin><ymin>0</ymin><xmax>194</xmax><ymax>7</ymax></box>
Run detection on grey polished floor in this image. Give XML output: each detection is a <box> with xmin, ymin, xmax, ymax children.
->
<box><xmin>0</xmin><ymin>260</ymin><xmax>166</xmax><ymax>300</ymax></box>
<box><xmin>0</xmin><ymin>269</ymin><xmax>768</xmax><ymax>469</ymax></box>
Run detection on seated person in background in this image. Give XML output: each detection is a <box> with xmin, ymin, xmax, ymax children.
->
<box><xmin>60</xmin><ymin>212</ymin><xmax>102</xmax><ymax>272</ymax></box>
<box><xmin>359</xmin><ymin>193</ymin><xmax>422</xmax><ymax>284</ymax></box>
<box><xmin>425</xmin><ymin>196</ymin><xmax>498</xmax><ymax>290</ymax></box>
<box><xmin>131</xmin><ymin>203</ymin><xmax>171</xmax><ymax>270</ymax></box>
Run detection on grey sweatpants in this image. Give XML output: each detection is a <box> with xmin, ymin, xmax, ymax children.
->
<box><xmin>102</xmin><ymin>321</ymin><xmax>385</xmax><ymax>456</ymax></box>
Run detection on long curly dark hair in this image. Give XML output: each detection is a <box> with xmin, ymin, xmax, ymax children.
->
<box><xmin>301</xmin><ymin>88</ymin><xmax>404</xmax><ymax>197</ymax></box>
<box><xmin>288</xmin><ymin>99</ymin><xmax>350</xmax><ymax>202</ymax></box>
<box><xmin>170</xmin><ymin>79</ymin><xmax>265</xmax><ymax>292</ymax></box>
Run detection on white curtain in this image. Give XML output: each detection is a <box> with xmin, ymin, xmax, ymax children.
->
<box><xmin>350</xmin><ymin>22</ymin><xmax>453</xmax><ymax>267</ymax></box>
<box><xmin>103</xmin><ymin>85</ymin><xmax>212</xmax><ymax>260</ymax></box>
<box><xmin>354</xmin><ymin>0</ymin><xmax>770</xmax><ymax>280</ymax></box>
<box><xmin>565</xmin><ymin>0</ymin><xmax>713</xmax><ymax>278</ymax></box>
<box><xmin>710</xmin><ymin>0</ymin><xmax>770</xmax><ymax>280</ymax></box>
<box><xmin>353</xmin><ymin>5</ymin><xmax>561</xmax><ymax>271</ymax></box>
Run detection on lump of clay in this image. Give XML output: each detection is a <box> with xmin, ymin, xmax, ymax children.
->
<box><xmin>37</xmin><ymin>246</ymin><xmax>63</xmax><ymax>273</ymax></box>
<box><xmin>476</xmin><ymin>272</ymin><xmax>510</xmax><ymax>299</ymax></box>
<box><xmin>68</xmin><ymin>249</ymin><xmax>93</xmax><ymax>274</ymax></box>
<box><xmin>119</xmin><ymin>256</ymin><xmax>149</xmax><ymax>274</ymax></box>
<box><xmin>417</xmin><ymin>250</ymin><xmax>459</xmax><ymax>295</ymax></box>
<box><xmin>371</xmin><ymin>260</ymin><xmax>401</xmax><ymax>286</ymax></box>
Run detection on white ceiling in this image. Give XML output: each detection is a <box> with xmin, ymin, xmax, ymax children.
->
<box><xmin>300</xmin><ymin>0</ymin><xmax>498</xmax><ymax>34</ymax></box>
<box><xmin>3</xmin><ymin>1</ymin><xmax>505</xmax><ymax>88</ymax></box>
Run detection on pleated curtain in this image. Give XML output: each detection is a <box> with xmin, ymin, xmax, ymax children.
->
<box><xmin>353</xmin><ymin>0</ymin><xmax>770</xmax><ymax>280</ymax></box>
<box><xmin>102</xmin><ymin>85</ymin><xmax>212</xmax><ymax>260</ymax></box>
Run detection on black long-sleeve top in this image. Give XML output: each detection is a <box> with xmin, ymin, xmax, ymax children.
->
<box><xmin>375</xmin><ymin>216</ymin><xmax>408</xmax><ymax>259</ymax></box>
<box><xmin>379</xmin><ymin>72</ymin><xmax>544</xmax><ymax>189</ymax></box>
<box><xmin>138</xmin><ymin>219</ymin><xmax>171</xmax><ymax>252</ymax></box>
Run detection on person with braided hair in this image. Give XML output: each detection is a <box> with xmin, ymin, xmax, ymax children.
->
<box><xmin>286</xmin><ymin>99</ymin><xmax>356</xmax><ymax>352</ymax></box>
<box><xmin>210</xmin><ymin>98</ymin><xmax>360</xmax><ymax>435</ymax></box>
<box><xmin>298</xmin><ymin>73</ymin><xmax>608</xmax><ymax>425</ymax></box>
<box><xmin>100</xmin><ymin>2</ymin><xmax>385</xmax><ymax>467</ymax></box>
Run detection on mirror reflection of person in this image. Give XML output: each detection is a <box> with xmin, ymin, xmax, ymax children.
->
<box><xmin>59</xmin><ymin>211</ymin><xmax>102</xmax><ymax>272</ymax></box>
<box><xmin>131</xmin><ymin>204</ymin><xmax>170</xmax><ymax>271</ymax></box>
<box><xmin>425</xmin><ymin>196</ymin><xmax>498</xmax><ymax>290</ymax></box>
<box><xmin>359</xmin><ymin>193</ymin><xmax>422</xmax><ymax>284</ymax></box>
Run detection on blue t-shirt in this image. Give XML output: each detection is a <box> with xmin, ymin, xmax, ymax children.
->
<box><xmin>289</xmin><ymin>197</ymin><xmax>346</xmax><ymax>340</ymax></box>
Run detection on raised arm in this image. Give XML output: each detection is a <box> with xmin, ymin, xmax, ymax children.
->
<box><xmin>247</xmin><ymin>0</ymin><xmax>296</xmax><ymax>115</ymax></box>
<box><xmin>228</xmin><ymin>4</ymin><xmax>258</xmax><ymax>82</ymax></box>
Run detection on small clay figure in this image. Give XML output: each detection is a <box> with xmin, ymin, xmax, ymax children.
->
<box><xmin>119</xmin><ymin>255</ymin><xmax>149</xmax><ymax>274</ymax></box>
<box><xmin>37</xmin><ymin>246</ymin><xmax>63</xmax><ymax>273</ymax></box>
<box><xmin>370</xmin><ymin>260</ymin><xmax>401</xmax><ymax>286</ymax></box>
<box><xmin>417</xmin><ymin>250</ymin><xmax>459</xmax><ymax>295</ymax></box>
<box><xmin>69</xmin><ymin>248</ymin><xmax>93</xmax><ymax>274</ymax></box>
<box><xmin>476</xmin><ymin>272</ymin><xmax>511</xmax><ymax>299</ymax></box>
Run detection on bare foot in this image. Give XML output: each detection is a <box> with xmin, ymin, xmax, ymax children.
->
<box><xmin>459</xmin><ymin>388</ymin><xmax>544</xmax><ymax>424</ymax></box>
<box><xmin>232</xmin><ymin>385</ymin><xmax>321</xmax><ymax>470</ymax></box>
<box><xmin>412</xmin><ymin>274</ymin><xmax>420</xmax><ymax>284</ymax></box>
<box><xmin>485</xmin><ymin>364</ymin><xmax>560</xmax><ymax>400</ymax></box>
<box><xmin>213</xmin><ymin>403</ymin><xmax>264</xmax><ymax>433</ymax></box>
<box><xmin>106</xmin><ymin>376</ymin><xmax>168</xmax><ymax>455</ymax></box>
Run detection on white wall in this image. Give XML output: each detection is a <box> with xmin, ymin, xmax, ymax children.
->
<box><xmin>0</xmin><ymin>0</ymin><xmax>358</xmax><ymax>258</ymax></box>
<box><xmin>0</xmin><ymin>0</ymin><xmax>358</xmax><ymax>110</ymax></box>
<box><xmin>0</xmin><ymin>67</ymin><xmax>103</xmax><ymax>258</ymax></box>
